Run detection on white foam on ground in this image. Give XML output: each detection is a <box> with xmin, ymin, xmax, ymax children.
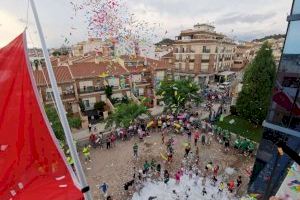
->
<box><xmin>132</xmin><ymin>175</ymin><xmax>238</xmax><ymax>200</ymax></box>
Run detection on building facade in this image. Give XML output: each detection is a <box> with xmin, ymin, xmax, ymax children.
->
<box><xmin>173</xmin><ymin>23</ymin><xmax>235</xmax><ymax>85</ymax></box>
<box><xmin>248</xmin><ymin>1</ymin><xmax>300</xmax><ymax>199</ymax></box>
<box><xmin>33</xmin><ymin>54</ymin><xmax>171</xmax><ymax>115</ymax></box>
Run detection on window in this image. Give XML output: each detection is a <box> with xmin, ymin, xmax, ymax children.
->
<box><xmin>201</xmin><ymin>63</ymin><xmax>209</xmax><ymax>72</ymax></box>
<box><xmin>202</xmin><ymin>54</ymin><xmax>210</xmax><ymax>63</ymax></box>
<box><xmin>181</xmin><ymin>63</ymin><xmax>186</xmax><ymax>70</ymax></box>
<box><xmin>79</xmin><ymin>81</ymin><xmax>93</xmax><ymax>91</ymax></box>
<box><xmin>189</xmin><ymin>63</ymin><xmax>194</xmax><ymax>71</ymax></box>
<box><xmin>46</xmin><ymin>87</ymin><xmax>62</xmax><ymax>100</ymax></box>
<box><xmin>82</xmin><ymin>97</ymin><xmax>96</xmax><ymax>110</ymax></box>
<box><xmin>203</xmin><ymin>46</ymin><xmax>210</xmax><ymax>53</ymax></box>
<box><xmin>175</xmin><ymin>63</ymin><xmax>179</xmax><ymax>69</ymax></box>
<box><xmin>138</xmin><ymin>88</ymin><xmax>144</xmax><ymax>96</ymax></box>
<box><xmin>156</xmin><ymin>71</ymin><xmax>165</xmax><ymax>80</ymax></box>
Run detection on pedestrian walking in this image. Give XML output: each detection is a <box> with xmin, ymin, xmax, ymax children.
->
<box><xmin>88</xmin><ymin>123</ymin><xmax>92</xmax><ymax>132</ymax></box>
<box><xmin>175</xmin><ymin>171</ymin><xmax>181</xmax><ymax>185</ymax></box>
<box><xmin>133</xmin><ymin>143</ymin><xmax>138</xmax><ymax>158</ymax></box>
<box><xmin>82</xmin><ymin>145</ymin><xmax>91</xmax><ymax>163</ymax></box>
<box><xmin>202</xmin><ymin>187</ymin><xmax>207</xmax><ymax>196</ymax></box>
<box><xmin>161</xmin><ymin>132</ymin><xmax>165</xmax><ymax>144</ymax></box>
<box><xmin>143</xmin><ymin>160</ymin><xmax>150</xmax><ymax>173</ymax></box>
<box><xmin>194</xmin><ymin>130</ymin><xmax>200</xmax><ymax>146</ymax></box>
<box><xmin>110</xmin><ymin>134</ymin><xmax>116</xmax><ymax>147</ymax></box>
<box><xmin>201</xmin><ymin>134</ymin><xmax>206</xmax><ymax>145</ymax></box>
<box><xmin>213</xmin><ymin>165</ymin><xmax>220</xmax><ymax>177</ymax></box>
<box><xmin>218</xmin><ymin>182</ymin><xmax>224</xmax><ymax>193</ymax></box>
<box><xmin>184</xmin><ymin>143</ymin><xmax>191</xmax><ymax>157</ymax></box>
<box><xmin>99</xmin><ymin>182</ymin><xmax>109</xmax><ymax>198</ymax></box>
<box><xmin>236</xmin><ymin>175</ymin><xmax>242</xmax><ymax>196</ymax></box>
<box><xmin>228</xmin><ymin>180</ymin><xmax>235</xmax><ymax>193</ymax></box>
<box><xmin>225</xmin><ymin>139</ymin><xmax>230</xmax><ymax>152</ymax></box>
<box><xmin>105</xmin><ymin>136</ymin><xmax>110</xmax><ymax>149</ymax></box>
<box><xmin>164</xmin><ymin>170</ymin><xmax>170</xmax><ymax>184</ymax></box>
<box><xmin>67</xmin><ymin>155</ymin><xmax>75</xmax><ymax>171</ymax></box>
<box><xmin>188</xmin><ymin>166</ymin><xmax>193</xmax><ymax>179</ymax></box>
<box><xmin>212</xmin><ymin>176</ymin><xmax>218</xmax><ymax>186</ymax></box>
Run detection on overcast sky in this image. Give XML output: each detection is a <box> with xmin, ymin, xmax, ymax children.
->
<box><xmin>0</xmin><ymin>0</ymin><xmax>293</xmax><ymax>48</ymax></box>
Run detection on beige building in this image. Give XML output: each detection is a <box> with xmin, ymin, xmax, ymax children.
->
<box><xmin>33</xmin><ymin>54</ymin><xmax>171</xmax><ymax>116</ymax></box>
<box><xmin>232</xmin><ymin>42</ymin><xmax>257</xmax><ymax>71</ymax></box>
<box><xmin>72</xmin><ymin>38</ymin><xmax>112</xmax><ymax>57</ymax></box>
<box><xmin>266</xmin><ymin>37</ymin><xmax>284</xmax><ymax>64</ymax></box>
<box><xmin>173</xmin><ymin>23</ymin><xmax>235</xmax><ymax>85</ymax></box>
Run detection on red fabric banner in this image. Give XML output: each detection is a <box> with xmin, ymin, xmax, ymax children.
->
<box><xmin>272</xmin><ymin>90</ymin><xmax>300</xmax><ymax>116</ymax></box>
<box><xmin>0</xmin><ymin>33</ymin><xmax>84</xmax><ymax>200</ymax></box>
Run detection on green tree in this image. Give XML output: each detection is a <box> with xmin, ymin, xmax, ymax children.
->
<box><xmin>104</xmin><ymin>85</ymin><xmax>113</xmax><ymax>99</ymax></box>
<box><xmin>45</xmin><ymin>106</ymin><xmax>82</xmax><ymax>142</ymax></box>
<box><xmin>105</xmin><ymin>102</ymin><xmax>149</xmax><ymax>128</ymax></box>
<box><xmin>236</xmin><ymin>42</ymin><xmax>276</xmax><ymax>124</ymax></box>
<box><xmin>156</xmin><ymin>79</ymin><xmax>202</xmax><ymax>113</ymax></box>
<box><xmin>52</xmin><ymin>51</ymin><xmax>61</xmax><ymax>57</ymax></box>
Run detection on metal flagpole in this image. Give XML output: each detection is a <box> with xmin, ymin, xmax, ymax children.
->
<box><xmin>29</xmin><ymin>0</ymin><xmax>93</xmax><ymax>199</ymax></box>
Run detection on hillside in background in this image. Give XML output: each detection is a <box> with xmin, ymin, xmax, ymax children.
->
<box><xmin>155</xmin><ymin>38</ymin><xmax>175</xmax><ymax>46</ymax></box>
<box><xmin>253</xmin><ymin>34</ymin><xmax>285</xmax><ymax>42</ymax></box>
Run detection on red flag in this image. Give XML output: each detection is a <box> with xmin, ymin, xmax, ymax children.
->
<box><xmin>0</xmin><ymin>33</ymin><xmax>84</xmax><ymax>199</ymax></box>
<box><xmin>272</xmin><ymin>89</ymin><xmax>300</xmax><ymax>116</ymax></box>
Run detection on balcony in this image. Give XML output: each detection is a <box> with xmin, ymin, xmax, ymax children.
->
<box><xmin>202</xmin><ymin>49</ymin><xmax>211</xmax><ymax>53</ymax></box>
<box><xmin>45</xmin><ymin>91</ymin><xmax>76</xmax><ymax>101</ymax></box>
<box><xmin>61</xmin><ymin>93</ymin><xmax>76</xmax><ymax>100</ymax></box>
<box><xmin>78</xmin><ymin>86</ymin><xmax>104</xmax><ymax>94</ymax></box>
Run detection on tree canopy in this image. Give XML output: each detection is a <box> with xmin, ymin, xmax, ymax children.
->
<box><xmin>104</xmin><ymin>85</ymin><xmax>113</xmax><ymax>99</ymax></box>
<box><xmin>45</xmin><ymin>106</ymin><xmax>82</xmax><ymax>142</ymax></box>
<box><xmin>236</xmin><ymin>42</ymin><xmax>277</xmax><ymax>124</ymax></box>
<box><xmin>156</xmin><ymin>79</ymin><xmax>202</xmax><ymax>113</ymax></box>
<box><xmin>105</xmin><ymin>102</ymin><xmax>149</xmax><ymax>128</ymax></box>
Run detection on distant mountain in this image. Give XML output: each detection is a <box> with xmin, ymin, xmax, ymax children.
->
<box><xmin>253</xmin><ymin>34</ymin><xmax>285</xmax><ymax>42</ymax></box>
<box><xmin>155</xmin><ymin>38</ymin><xmax>175</xmax><ymax>46</ymax></box>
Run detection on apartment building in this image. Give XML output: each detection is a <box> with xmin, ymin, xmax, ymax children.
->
<box><xmin>232</xmin><ymin>42</ymin><xmax>256</xmax><ymax>71</ymax></box>
<box><xmin>173</xmin><ymin>23</ymin><xmax>235</xmax><ymax>85</ymax></box>
<box><xmin>33</xmin><ymin>54</ymin><xmax>171</xmax><ymax>114</ymax></box>
<box><xmin>72</xmin><ymin>38</ymin><xmax>114</xmax><ymax>57</ymax></box>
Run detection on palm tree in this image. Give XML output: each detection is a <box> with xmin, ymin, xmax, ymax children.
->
<box><xmin>105</xmin><ymin>102</ymin><xmax>149</xmax><ymax>128</ymax></box>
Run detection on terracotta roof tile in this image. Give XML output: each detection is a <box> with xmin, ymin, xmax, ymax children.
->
<box><xmin>69</xmin><ymin>62</ymin><xmax>127</xmax><ymax>78</ymax></box>
<box><xmin>33</xmin><ymin>66</ymin><xmax>73</xmax><ymax>86</ymax></box>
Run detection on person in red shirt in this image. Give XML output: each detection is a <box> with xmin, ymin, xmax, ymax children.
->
<box><xmin>228</xmin><ymin>180</ymin><xmax>235</xmax><ymax>193</ymax></box>
<box><xmin>194</xmin><ymin>129</ymin><xmax>200</xmax><ymax>146</ymax></box>
<box><xmin>89</xmin><ymin>133</ymin><xmax>97</xmax><ymax>148</ymax></box>
<box><xmin>110</xmin><ymin>133</ymin><xmax>116</xmax><ymax>147</ymax></box>
<box><xmin>213</xmin><ymin>165</ymin><xmax>220</xmax><ymax>177</ymax></box>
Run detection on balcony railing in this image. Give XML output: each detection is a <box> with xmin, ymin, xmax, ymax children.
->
<box><xmin>78</xmin><ymin>86</ymin><xmax>104</xmax><ymax>94</ymax></box>
<box><xmin>45</xmin><ymin>91</ymin><xmax>76</xmax><ymax>101</ymax></box>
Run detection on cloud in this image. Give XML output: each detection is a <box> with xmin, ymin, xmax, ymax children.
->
<box><xmin>216</xmin><ymin>12</ymin><xmax>276</xmax><ymax>25</ymax></box>
<box><xmin>0</xmin><ymin>0</ymin><xmax>293</xmax><ymax>47</ymax></box>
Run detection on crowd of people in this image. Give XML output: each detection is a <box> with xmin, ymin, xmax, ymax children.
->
<box><xmin>85</xmin><ymin>108</ymin><xmax>251</xmax><ymax>199</ymax></box>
